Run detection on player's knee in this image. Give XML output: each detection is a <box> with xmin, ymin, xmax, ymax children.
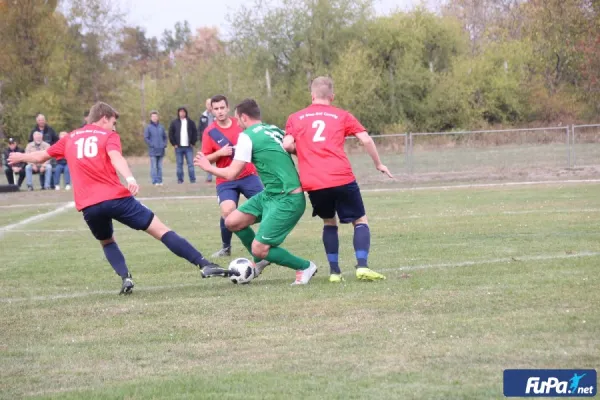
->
<box><xmin>100</xmin><ymin>238</ymin><xmax>115</xmax><ymax>246</ymax></box>
<box><xmin>251</xmin><ymin>241</ymin><xmax>270</xmax><ymax>259</ymax></box>
<box><xmin>353</xmin><ymin>215</ymin><xmax>368</xmax><ymax>226</ymax></box>
<box><xmin>323</xmin><ymin>218</ymin><xmax>337</xmax><ymax>226</ymax></box>
<box><xmin>224</xmin><ymin>215</ymin><xmax>242</xmax><ymax>232</ymax></box>
<box><xmin>220</xmin><ymin>201</ymin><xmax>237</xmax><ymax>218</ymax></box>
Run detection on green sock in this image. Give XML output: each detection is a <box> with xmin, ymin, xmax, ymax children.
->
<box><xmin>234</xmin><ymin>227</ymin><xmax>260</xmax><ymax>263</ymax></box>
<box><xmin>266</xmin><ymin>247</ymin><xmax>310</xmax><ymax>271</ymax></box>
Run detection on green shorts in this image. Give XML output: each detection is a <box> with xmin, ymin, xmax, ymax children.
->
<box><xmin>238</xmin><ymin>191</ymin><xmax>306</xmax><ymax>246</ymax></box>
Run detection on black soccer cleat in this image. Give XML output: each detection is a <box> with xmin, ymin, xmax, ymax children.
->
<box><xmin>200</xmin><ymin>263</ymin><xmax>238</xmax><ymax>278</ymax></box>
<box><xmin>120</xmin><ymin>274</ymin><xmax>134</xmax><ymax>295</ymax></box>
<box><xmin>212</xmin><ymin>246</ymin><xmax>232</xmax><ymax>258</ymax></box>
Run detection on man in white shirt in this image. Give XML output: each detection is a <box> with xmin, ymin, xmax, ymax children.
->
<box><xmin>168</xmin><ymin>107</ymin><xmax>198</xmax><ymax>183</ymax></box>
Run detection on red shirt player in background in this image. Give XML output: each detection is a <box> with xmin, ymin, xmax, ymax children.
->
<box><xmin>283</xmin><ymin>76</ymin><xmax>393</xmax><ymax>283</ymax></box>
<box><xmin>9</xmin><ymin>102</ymin><xmax>231</xmax><ymax>295</ymax></box>
<box><xmin>201</xmin><ymin>94</ymin><xmax>265</xmax><ymax>260</ymax></box>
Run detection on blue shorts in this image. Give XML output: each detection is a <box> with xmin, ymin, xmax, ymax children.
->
<box><xmin>82</xmin><ymin>196</ymin><xmax>154</xmax><ymax>240</ymax></box>
<box><xmin>307</xmin><ymin>181</ymin><xmax>366</xmax><ymax>224</ymax></box>
<box><xmin>216</xmin><ymin>174</ymin><xmax>264</xmax><ymax>205</ymax></box>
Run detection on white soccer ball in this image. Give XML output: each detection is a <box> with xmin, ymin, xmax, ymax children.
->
<box><xmin>229</xmin><ymin>258</ymin><xmax>255</xmax><ymax>284</ymax></box>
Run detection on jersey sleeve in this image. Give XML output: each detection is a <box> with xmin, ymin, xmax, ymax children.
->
<box><xmin>106</xmin><ymin>133</ymin><xmax>123</xmax><ymax>153</ymax></box>
<box><xmin>284</xmin><ymin>116</ymin><xmax>296</xmax><ymax>137</ymax></box>
<box><xmin>344</xmin><ymin>112</ymin><xmax>367</xmax><ymax>137</ymax></box>
<box><xmin>233</xmin><ymin>133</ymin><xmax>252</xmax><ymax>163</ymax></box>
<box><xmin>201</xmin><ymin>129</ymin><xmax>214</xmax><ymax>155</ymax></box>
<box><xmin>47</xmin><ymin>135</ymin><xmax>67</xmax><ymax>159</ymax></box>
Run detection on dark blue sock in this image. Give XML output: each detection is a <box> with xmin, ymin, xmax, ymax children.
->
<box><xmin>353</xmin><ymin>223</ymin><xmax>370</xmax><ymax>267</ymax></box>
<box><xmin>161</xmin><ymin>231</ymin><xmax>210</xmax><ymax>267</ymax></box>
<box><xmin>103</xmin><ymin>242</ymin><xmax>129</xmax><ymax>278</ymax></box>
<box><xmin>220</xmin><ymin>217</ymin><xmax>233</xmax><ymax>248</ymax></box>
<box><xmin>323</xmin><ymin>225</ymin><xmax>340</xmax><ymax>274</ymax></box>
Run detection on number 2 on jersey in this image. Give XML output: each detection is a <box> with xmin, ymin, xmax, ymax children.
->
<box><xmin>75</xmin><ymin>136</ymin><xmax>99</xmax><ymax>159</ymax></box>
<box><xmin>312</xmin><ymin>120</ymin><xmax>326</xmax><ymax>142</ymax></box>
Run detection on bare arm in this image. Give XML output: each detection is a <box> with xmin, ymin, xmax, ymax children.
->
<box><xmin>195</xmin><ymin>155</ymin><xmax>246</xmax><ymax>181</ymax></box>
<box><xmin>9</xmin><ymin>150</ymin><xmax>52</xmax><ymax>165</ymax></box>
<box><xmin>283</xmin><ymin>135</ymin><xmax>296</xmax><ymax>154</ymax></box>
<box><xmin>355</xmin><ymin>131</ymin><xmax>393</xmax><ymax>178</ymax></box>
<box><xmin>108</xmin><ymin>150</ymin><xmax>139</xmax><ymax>196</ymax></box>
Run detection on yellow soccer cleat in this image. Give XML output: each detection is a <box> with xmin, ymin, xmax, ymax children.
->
<box><xmin>328</xmin><ymin>274</ymin><xmax>344</xmax><ymax>283</ymax></box>
<box><xmin>356</xmin><ymin>267</ymin><xmax>386</xmax><ymax>281</ymax></box>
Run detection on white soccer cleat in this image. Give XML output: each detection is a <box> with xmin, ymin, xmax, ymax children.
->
<box><xmin>291</xmin><ymin>261</ymin><xmax>318</xmax><ymax>285</ymax></box>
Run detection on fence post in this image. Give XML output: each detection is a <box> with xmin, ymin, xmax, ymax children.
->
<box><xmin>571</xmin><ymin>125</ymin><xmax>576</xmax><ymax>168</ymax></box>
<box><xmin>408</xmin><ymin>133</ymin><xmax>413</xmax><ymax>174</ymax></box>
<box><xmin>404</xmin><ymin>134</ymin><xmax>409</xmax><ymax>175</ymax></box>
<box><xmin>566</xmin><ymin>126</ymin><xmax>571</xmax><ymax>169</ymax></box>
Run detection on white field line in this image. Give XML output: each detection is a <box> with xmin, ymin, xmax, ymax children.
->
<box><xmin>0</xmin><ymin>202</ymin><xmax>75</xmax><ymax>238</ymax></box>
<box><xmin>1</xmin><ymin>251</ymin><xmax>598</xmax><ymax>304</ymax></box>
<box><xmin>1</xmin><ymin>178</ymin><xmax>600</xmax><ymax>209</ymax></box>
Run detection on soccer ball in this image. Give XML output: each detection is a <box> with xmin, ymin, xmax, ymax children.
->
<box><xmin>229</xmin><ymin>258</ymin><xmax>256</xmax><ymax>284</ymax></box>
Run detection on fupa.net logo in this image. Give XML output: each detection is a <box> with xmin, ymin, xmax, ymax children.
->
<box><xmin>504</xmin><ymin>369</ymin><xmax>597</xmax><ymax>397</ymax></box>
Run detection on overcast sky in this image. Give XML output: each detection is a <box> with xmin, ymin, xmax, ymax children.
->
<box><xmin>119</xmin><ymin>0</ymin><xmax>436</xmax><ymax>39</ymax></box>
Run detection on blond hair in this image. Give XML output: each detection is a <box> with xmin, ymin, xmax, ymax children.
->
<box><xmin>88</xmin><ymin>102</ymin><xmax>119</xmax><ymax>124</ymax></box>
<box><xmin>311</xmin><ymin>76</ymin><xmax>334</xmax><ymax>100</ymax></box>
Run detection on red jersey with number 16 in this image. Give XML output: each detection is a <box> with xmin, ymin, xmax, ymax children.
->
<box><xmin>47</xmin><ymin>124</ymin><xmax>131</xmax><ymax>211</ymax></box>
<box><xmin>285</xmin><ymin>104</ymin><xmax>366</xmax><ymax>191</ymax></box>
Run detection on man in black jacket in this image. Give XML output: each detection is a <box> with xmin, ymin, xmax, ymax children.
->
<box><xmin>168</xmin><ymin>107</ymin><xmax>198</xmax><ymax>184</ymax></box>
<box><xmin>28</xmin><ymin>114</ymin><xmax>59</xmax><ymax>145</ymax></box>
<box><xmin>3</xmin><ymin>138</ymin><xmax>26</xmax><ymax>187</ymax></box>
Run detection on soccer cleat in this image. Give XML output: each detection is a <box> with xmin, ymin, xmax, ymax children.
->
<box><xmin>201</xmin><ymin>263</ymin><xmax>234</xmax><ymax>278</ymax></box>
<box><xmin>254</xmin><ymin>260</ymin><xmax>270</xmax><ymax>276</ymax></box>
<box><xmin>212</xmin><ymin>246</ymin><xmax>231</xmax><ymax>258</ymax></box>
<box><xmin>120</xmin><ymin>274</ymin><xmax>134</xmax><ymax>295</ymax></box>
<box><xmin>291</xmin><ymin>262</ymin><xmax>318</xmax><ymax>285</ymax></box>
<box><xmin>356</xmin><ymin>267</ymin><xmax>386</xmax><ymax>281</ymax></box>
<box><xmin>329</xmin><ymin>274</ymin><xmax>344</xmax><ymax>283</ymax></box>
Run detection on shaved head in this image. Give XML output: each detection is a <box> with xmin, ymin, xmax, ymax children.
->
<box><xmin>311</xmin><ymin>76</ymin><xmax>334</xmax><ymax>101</ymax></box>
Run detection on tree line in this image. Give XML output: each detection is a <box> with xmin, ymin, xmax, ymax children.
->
<box><xmin>0</xmin><ymin>0</ymin><xmax>598</xmax><ymax>154</ymax></box>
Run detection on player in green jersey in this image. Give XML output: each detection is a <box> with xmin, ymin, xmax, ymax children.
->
<box><xmin>194</xmin><ymin>99</ymin><xmax>318</xmax><ymax>285</ymax></box>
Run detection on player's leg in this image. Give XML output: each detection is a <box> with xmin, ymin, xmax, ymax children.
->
<box><xmin>213</xmin><ymin>182</ymin><xmax>240</xmax><ymax>257</ymax></box>
<box><xmin>308</xmin><ymin>188</ymin><xmax>342</xmax><ymax>282</ymax></box>
<box><xmin>336</xmin><ymin>181</ymin><xmax>385</xmax><ymax>281</ymax></box>
<box><xmin>111</xmin><ymin>196</ymin><xmax>225</xmax><ymax>276</ymax></box>
<box><xmin>252</xmin><ymin>192</ymin><xmax>317</xmax><ymax>285</ymax></box>
<box><xmin>82</xmin><ymin>202</ymin><xmax>133</xmax><ymax>294</ymax></box>
<box><xmin>184</xmin><ymin>147</ymin><xmax>196</xmax><ymax>183</ymax></box>
<box><xmin>226</xmin><ymin>194</ymin><xmax>261</xmax><ymax>261</ymax></box>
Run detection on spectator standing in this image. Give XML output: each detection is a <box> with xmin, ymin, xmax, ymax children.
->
<box><xmin>168</xmin><ymin>107</ymin><xmax>198</xmax><ymax>184</ymax></box>
<box><xmin>54</xmin><ymin>131</ymin><xmax>71</xmax><ymax>190</ymax></box>
<box><xmin>3</xmin><ymin>138</ymin><xmax>26</xmax><ymax>187</ymax></box>
<box><xmin>198</xmin><ymin>98</ymin><xmax>214</xmax><ymax>183</ymax></box>
<box><xmin>25</xmin><ymin>132</ymin><xmax>52</xmax><ymax>190</ymax></box>
<box><xmin>144</xmin><ymin>111</ymin><xmax>167</xmax><ymax>186</ymax></box>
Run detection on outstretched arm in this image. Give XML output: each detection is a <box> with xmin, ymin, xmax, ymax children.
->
<box><xmin>355</xmin><ymin>131</ymin><xmax>393</xmax><ymax>178</ymax></box>
<box><xmin>8</xmin><ymin>150</ymin><xmax>51</xmax><ymax>166</ymax></box>
<box><xmin>194</xmin><ymin>154</ymin><xmax>246</xmax><ymax>181</ymax></box>
<box><xmin>108</xmin><ymin>150</ymin><xmax>139</xmax><ymax>196</ymax></box>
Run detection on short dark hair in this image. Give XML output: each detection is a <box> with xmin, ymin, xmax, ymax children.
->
<box><xmin>211</xmin><ymin>95</ymin><xmax>228</xmax><ymax>107</ymax></box>
<box><xmin>150</xmin><ymin>110</ymin><xmax>159</xmax><ymax>116</ymax></box>
<box><xmin>235</xmin><ymin>99</ymin><xmax>261</xmax><ymax>120</ymax></box>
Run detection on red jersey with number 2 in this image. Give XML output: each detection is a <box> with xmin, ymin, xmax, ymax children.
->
<box><xmin>285</xmin><ymin>104</ymin><xmax>366</xmax><ymax>191</ymax></box>
<box><xmin>47</xmin><ymin>124</ymin><xmax>131</xmax><ymax>211</ymax></box>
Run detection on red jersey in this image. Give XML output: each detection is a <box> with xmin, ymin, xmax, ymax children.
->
<box><xmin>47</xmin><ymin>124</ymin><xmax>131</xmax><ymax>211</ymax></box>
<box><xmin>201</xmin><ymin>118</ymin><xmax>257</xmax><ymax>185</ymax></box>
<box><xmin>285</xmin><ymin>104</ymin><xmax>366</xmax><ymax>191</ymax></box>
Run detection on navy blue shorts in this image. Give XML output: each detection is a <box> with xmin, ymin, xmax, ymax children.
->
<box><xmin>216</xmin><ymin>174</ymin><xmax>264</xmax><ymax>205</ymax></box>
<box><xmin>82</xmin><ymin>196</ymin><xmax>154</xmax><ymax>241</ymax></box>
<box><xmin>308</xmin><ymin>181</ymin><xmax>366</xmax><ymax>224</ymax></box>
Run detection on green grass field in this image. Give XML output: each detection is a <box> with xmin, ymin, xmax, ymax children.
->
<box><xmin>1</xmin><ymin>181</ymin><xmax>599</xmax><ymax>399</ymax></box>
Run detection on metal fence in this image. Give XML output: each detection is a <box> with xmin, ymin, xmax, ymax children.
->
<box><xmin>345</xmin><ymin>124</ymin><xmax>600</xmax><ymax>184</ymax></box>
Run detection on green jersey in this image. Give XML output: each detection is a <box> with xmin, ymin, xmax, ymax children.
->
<box><xmin>234</xmin><ymin>123</ymin><xmax>301</xmax><ymax>194</ymax></box>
